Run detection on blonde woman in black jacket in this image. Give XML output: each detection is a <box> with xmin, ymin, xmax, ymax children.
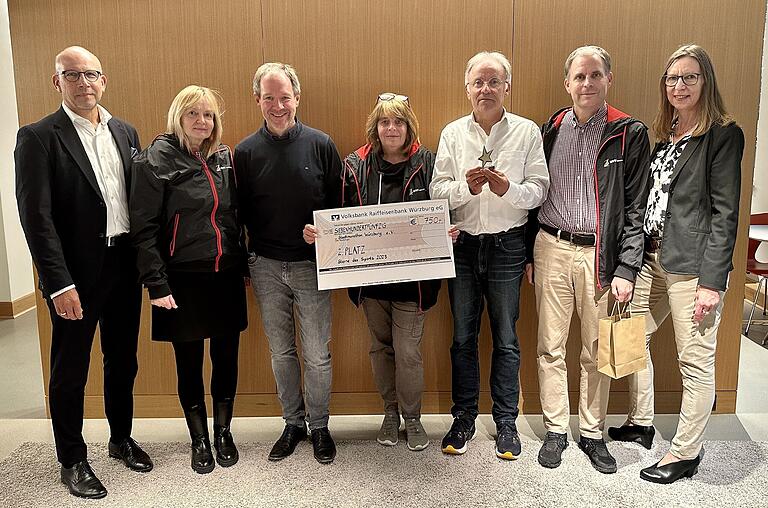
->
<box><xmin>608</xmin><ymin>45</ymin><xmax>744</xmax><ymax>484</ymax></box>
<box><xmin>130</xmin><ymin>86</ymin><xmax>247</xmax><ymax>474</ymax></box>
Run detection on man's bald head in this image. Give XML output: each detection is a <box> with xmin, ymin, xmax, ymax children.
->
<box><xmin>54</xmin><ymin>46</ymin><xmax>102</xmax><ymax>73</ymax></box>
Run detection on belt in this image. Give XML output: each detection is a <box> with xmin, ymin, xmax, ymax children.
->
<box><xmin>645</xmin><ymin>236</ymin><xmax>662</xmax><ymax>253</ymax></box>
<box><xmin>105</xmin><ymin>234</ymin><xmax>127</xmax><ymax>247</ymax></box>
<box><xmin>540</xmin><ymin>223</ymin><xmax>595</xmax><ymax>246</ymax></box>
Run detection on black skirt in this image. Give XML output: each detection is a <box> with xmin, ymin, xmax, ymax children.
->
<box><xmin>151</xmin><ymin>269</ymin><xmax>247</xmax><ymax>342</ymax></box>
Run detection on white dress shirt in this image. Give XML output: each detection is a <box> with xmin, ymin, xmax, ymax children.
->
<box><xmin>53</xmin><ymin>104</ymin><xmax>130</xmax><ymax>298</ymax></box>
<box><xmin>430</xmin><ymin>110</ymin><xmax>549</xmax><ymax>235</ymax></box>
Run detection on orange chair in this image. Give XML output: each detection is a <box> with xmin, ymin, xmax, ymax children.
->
<box><xmin>745</xmin><ymin>212</ymin><xmax>768</xmax><ymax>341</ymax></box>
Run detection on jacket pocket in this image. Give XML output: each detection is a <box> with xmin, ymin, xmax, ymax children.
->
<box><xmin>169</xmin><ymin>213</ymin><xmax>180</xmax><ymax>256</ymax></box>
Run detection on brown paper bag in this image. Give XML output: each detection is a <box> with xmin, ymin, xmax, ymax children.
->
<box><xmin>597</xmin><ymin>303</ymin><xmax>647</xmax><ymax>379</ymax></box>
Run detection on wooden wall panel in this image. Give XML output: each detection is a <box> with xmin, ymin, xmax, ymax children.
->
<box><xmin>9</xmin><ymin>0</ymin><xmax>763</xmax><ymax>417</ymax></box>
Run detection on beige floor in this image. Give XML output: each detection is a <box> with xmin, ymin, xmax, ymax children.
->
<box><xmin>1</xmin><ymin>307</ymin><xmax>766</xmax><ymax>463</ymax></box>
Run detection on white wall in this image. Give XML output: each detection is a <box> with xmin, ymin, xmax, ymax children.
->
<box><xmin>0</xmin><ymin>0</ymin><xmax>34</xmax><ymax>302</ymax></box>
<box><xmin>753</xmin><ymin>4</ymin><xmax>768</xmax><ymax>214</ymax></box>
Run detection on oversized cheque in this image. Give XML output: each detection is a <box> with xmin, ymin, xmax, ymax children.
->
<box><xmin>313</xmin><ymin>199</ymin><xmax>455</xmax><ymax>290</ymax></box>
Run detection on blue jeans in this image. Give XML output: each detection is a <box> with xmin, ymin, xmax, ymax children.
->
<box><xmin>249</xmin><ymin>255</ymin><xmax>332</xmax><ymax>430</ymax></box>
<box><xmin>448</xmin><ymin>227</ymin><xmax>525</xmax><ymax>427</ymax></box>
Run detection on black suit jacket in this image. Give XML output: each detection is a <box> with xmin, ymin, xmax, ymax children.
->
<box><xmin>15</xmin><ymin>106</ymin><xmax>141</xmax><ymax>298</ymax></box>
<box><xmin>656</xmin><ymin>122</ymin><xmax>744</xmax><ymax>292</ymax></box>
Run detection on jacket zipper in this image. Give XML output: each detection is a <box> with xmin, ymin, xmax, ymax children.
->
<box><xmin>169</xmin><ymin>213</ymin><xmax>180</xmax><ymax>256</ymax></box>
<box><xmin>196</xmin><ymin>153</ymin><xmax>223</xmax><ymax>272</ymax></box>
<box><xmin>592</xmin><ymin>129</ymin><xmax>625</xmax><ymax>290</ymax></box>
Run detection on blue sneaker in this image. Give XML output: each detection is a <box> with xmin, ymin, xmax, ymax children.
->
<box><xmin>495</xmin><ymin>423</ymin><xmax>521</xmax><ymax>460</ymax></box>
<box><xmin>441</xmin><ymin>417</ymin><xmax>476</xmax><ymax>455</ymax></box>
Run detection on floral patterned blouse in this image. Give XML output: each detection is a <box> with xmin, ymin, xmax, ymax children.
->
<box><xmin>643</xmin><ymin>133</ymin><xmax>692</xmax><ymax>237</ymax></box>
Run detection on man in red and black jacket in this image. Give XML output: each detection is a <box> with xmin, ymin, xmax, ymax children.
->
<box><xmin>524</xmin><ymin>46</ymin><xmax>650</xmax><ymax>474</ymax></box>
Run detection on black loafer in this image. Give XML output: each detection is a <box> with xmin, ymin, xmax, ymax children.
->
<box><xmin>608</xmin><ymin>424</ymin><xmax>655</xmax><ymax>450</ymax></box>
<box><xmin>108</xmin><ymin>437</ymin><xmax>153</xmax><ymax>472</ymax></box>
<box><xmin>269</xmin><ymin>423</ymin><xmax>307</xmax><ymax>461</ymax></box>
<box><xmin>61</xmin><ymin>460</ymin><xmax>107</xmax><ymax>499</ymax></box>
<box><xmin>311</xmin><ymin>427</ymin><xmax>336</xmax><ymax>464</ymax></box>
<box><xmin>640</xmin><ymin>455</ymin><xmax>700</xmax><ymax>484</ymax></box>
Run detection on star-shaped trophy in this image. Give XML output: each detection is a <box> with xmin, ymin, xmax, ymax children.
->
<box><xmin>478</xmin><ymin>146</ymin><xmax>493</xmax><ymax>168</ymax></box>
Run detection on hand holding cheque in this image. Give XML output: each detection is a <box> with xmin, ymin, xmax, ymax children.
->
<box><xmin>305</xmin><ymin>200</ymin><xmax>456</xmax><ymax>290</ymax></box>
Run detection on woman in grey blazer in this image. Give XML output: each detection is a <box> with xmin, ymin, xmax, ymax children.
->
<box><xmin>608</xmin><ymin>44</ymin><xmax>744</xmax><ymax>484</ymax></box>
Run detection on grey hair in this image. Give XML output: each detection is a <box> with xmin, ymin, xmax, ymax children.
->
<box><xmin>564</xmin><ymin>46</ymin><xmax>612</xmax><ymax>77</ymax></box>
<box><xmin>252</xmin><ymin>62</ymin><xmax>301</xmax><ymax>97</ymax></box>
<box><xmin>464</xmin><ymin>51</ymin><xmax>511</xmax><ymax>84</ymax></box>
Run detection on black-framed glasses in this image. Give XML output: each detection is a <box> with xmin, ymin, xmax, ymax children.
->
<box><xmin>58</xmin><ymin>70</ymin><xmax>102</xmax><ymax>83</ymax></box>
<box><xmin>377</xmin><ymin>92</ymin><xmax>409</xmax><ymax>105</ymax></box>
<box><xmin>663</xmin><ymin>73</ymin><xmax>701</xmax><ymax>87</ymax></box>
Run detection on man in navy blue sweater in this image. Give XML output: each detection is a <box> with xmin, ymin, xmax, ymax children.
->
<box><xmin>234</xmin><ymin>62</ymin><xmax>342</xmax><ymax>464</ymax></box>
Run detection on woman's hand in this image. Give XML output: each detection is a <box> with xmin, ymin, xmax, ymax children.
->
<box><xmin>150</xmin><ymin>295</ymin><xmax>178</xmax><ymax>309</ymax></box>
<box><xmin>693</xmin><ymin>286</ymin><xmax>720</xmax><ymax>324</ymax></box>
<box><xmin>303</xmin><ymin>224</ymin><xmax>319</xmax><ymax>244</ymax></box>
<box><xmin>448</xmin><ymin>225</ymin><xmax>460</xmax><ymax>243</ymax></box>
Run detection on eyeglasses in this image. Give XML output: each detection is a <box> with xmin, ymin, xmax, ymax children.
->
<box><xmin>467</xmin><ymin>78</ymin><xmax>506</xmax><ymax>91</ymax></box>
<box><xmin>377</xmin><ymin>93</ymin><xmax>409</xmax><ymax>104</ymax></box>
<box><xmin>663</xmin><ymin>73</ymin><xmax>701</xmax><ymax>87</ymax></box>
<box><xmin>58</xmin><ymin>70</ymin><xmax>102</xmax><ymax>83</ymax></box>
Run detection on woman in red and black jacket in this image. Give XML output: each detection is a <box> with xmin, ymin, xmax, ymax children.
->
<box><xmin>130</xmin><ymin>86</ymin><xmax>246</xmax><ymax>474</ymax></box>
<box><xmin>306</xmin><ymin>94</ymin><xmax>456</xmax><ymax>451</ymax></box>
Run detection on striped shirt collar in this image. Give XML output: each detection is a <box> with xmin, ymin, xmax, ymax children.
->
<box><xmin>569</xmin><ymin>103</ymin><xmax>607</xmax><ymax>128</ymax></box>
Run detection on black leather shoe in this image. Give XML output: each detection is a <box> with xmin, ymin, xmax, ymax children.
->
<box><xmin>60</xmin><ymin>460</ymin><xmax>107</xmax><ymax>499</ymax></box>
<box><xmin>311</xmin><ymin>427</ymin><xmax>336</xmax><ymax>464</ymax></box>
<box><xmin>108</xmin><ymin>437</ymin><xmax>153</xmax><ymax>472</ymax></box>
<box><xmin>213</xmin><ymin>399</ymin><xmax>239</xmax><ymax>467</ymax></box>
<box><xmin>184</xmin><ymin>404</ymin><xmax>215</xmax><ymax>474</ymax></box>
<box><xmin>640</xmin><ymin>455</ymin><xmax>700</xmax><ymax>484</ymax></box>
<box><xmin>608</xmin><ymin>424</ymin><xmax>655</xmax><ymax>450</ymax></box>
<box><xmin>578</xmin><ymin>437</ymin><xmax>617</xmax><ymax>474</ymax></box>
<box><xmin>268</xmin><ymin>423</ymin><xmax>307</xmax><ymax>461</ymax></box>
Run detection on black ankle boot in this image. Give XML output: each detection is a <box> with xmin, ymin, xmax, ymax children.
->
<box><xmin>213</xmin><ymin>398</ymin><xmax>239</xmax><ymax>467</ymax></box>
<box><xmin>183</xmin><ymin>404</ymin><xmax>214</xmax><ymax>474</ymax></box>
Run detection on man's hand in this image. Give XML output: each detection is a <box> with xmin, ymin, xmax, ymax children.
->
<box><xmin>693</xmin><ymin>286</ymin><xmax>720</xmax><ymax>324</ymax></box>
<box><xmin>481</xmin><ymin>166</ymin><xmax>510</xmax><ymax>197</ymax></box>
<box><xmin>465</xmin><ymin>167</ymin><xmax>488</xmax><ymax>195</ymax></box>
<box><xmin>448</xmin><ymin>225</ymin><xmax>460</xmax><ymax>243</ymax></box>
<box><xmin>150</xmin><ymin>295</ymin><xmax>178</xmax><ymax>309</ymax></box>
<box><xmin>611</xmin><ymin>277</ymin><xmax>634</xmax><ymax>303</ymax></box>
<box><xmin>303</xmin><ymin>224</ymin><xmax>319</xmax><ymax>244</ymax></box>
<box><xmin>52</xmin><ymin>288</ymin><xmax>84</xmax><ymax>320</ymax></box>
<box><xmin>525</xmin><ymin>263</ymin><xmax>534</xmax><ymax>285</ymax></box>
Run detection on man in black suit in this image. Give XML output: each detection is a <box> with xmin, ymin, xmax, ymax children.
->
<box><xmin>15</xmin><ymin>46</ymin><xmax>152</xmax><ymax>500</ymax></box>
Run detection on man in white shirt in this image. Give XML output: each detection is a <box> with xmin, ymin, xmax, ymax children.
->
<box><xmin>15</xmin><ymin>46</ymin><xmax>150</xmax><ymax>499</ymax></box>
<box><xmin>430</xmin><ymin>51</ymin><xmax>549</xmax><ymax>460</ymax></box>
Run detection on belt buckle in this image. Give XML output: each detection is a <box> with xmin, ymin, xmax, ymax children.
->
<box><xmin>556</xmin><ymin>229</ymin><xmax>562</xmax><ymax>242</ymax></box>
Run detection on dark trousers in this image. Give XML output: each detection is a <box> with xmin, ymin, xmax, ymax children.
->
<box><xmin>47</xmin><ymin>244</ymin><xmax>141</xmax><ymax>465</ymax></box>
<box><xmin>447</xmin><ymin>228</ymin><xmax>525</xmax><ymax>427</ymax></box>
<box><xmin>172</xmin><ymin>334</ymin><xmax>240</xmax><ymax>410</ymax></box>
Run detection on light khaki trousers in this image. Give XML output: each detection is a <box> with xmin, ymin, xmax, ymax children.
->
<box><xmin>534</xmin><ymin>231</ymin><xmax>611</xmax><ymax>438</ymax></box>
<box><xmin>626</xmin><ymin>250</ymin><xmax>723</xmax><ymax>459</ymax></box>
